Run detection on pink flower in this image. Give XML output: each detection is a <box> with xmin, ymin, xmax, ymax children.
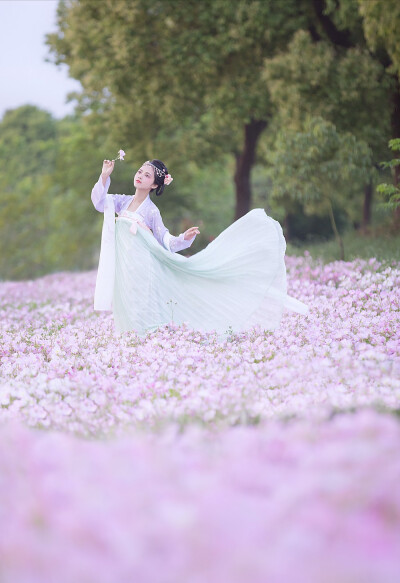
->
<box><xmin>112</xmin><ymin>149</ymin><xmax>126</xmax><ymax>162</ymax></box>
<box><xmin>164</xmin><ymin>174</ymin><xmax>173</xmax><ymax>186</ymax></box>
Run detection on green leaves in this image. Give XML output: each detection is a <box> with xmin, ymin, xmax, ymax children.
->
<box><xmin>263</xmin><ymin>29</ymin><xmax>390</xmax><ymax>154</ymax></box>
<box><xmin>46</xmin><ymin>0</ymin><xmax>305</xmax><ymax>162</ymax></box>
<box><xmin>268</xmin><ymin>116</ymin><xmax>373</xmax><ymax>203</ymax></box>
<box><xmin>358</xmin><ymin>0</ymin><xmax>400</xmax><ymax>77</ymax></box>
<box><xmin>0</xmin><ymin>106</ymin><xmax>110</xmax><ymax>280</ymax></box>
<box><xmin>377</xmin><ymin>139</ymin><xmax>400</xmax><ymax>209</ymax></box>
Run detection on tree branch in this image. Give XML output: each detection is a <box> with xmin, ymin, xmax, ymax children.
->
<box><xmin>312</xmin><ymin>0</ymin><xmax>353</xmax><ymax>48</ymax></box>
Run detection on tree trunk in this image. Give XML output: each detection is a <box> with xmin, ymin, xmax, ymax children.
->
<box><xmin>284</xmin><ymin>211</ymin><xmax>291</xmax><ymax>241</ymax></box>
<box><xmin>326</xmin><ymin>197</ymin><xmax>345</xmax><ymax>261</ymax></box>
<box><xmin>312</xmin><ymin>0</ymin><xmax>353</xmax><ymax>48</ymax></box>
<box><xmin>362</xmin><ymin>179</ymin><xmax>373</xmax><ymax>232</ymax></box>
<box><xmin>234</xmin><ymin>119</ymin><xmax>267</xmax><ymax>220</ymax></box>
<box><xmin>391</xmin><ymin>78</ymin><xmax>400</xmax><ymax>227</ymax></box>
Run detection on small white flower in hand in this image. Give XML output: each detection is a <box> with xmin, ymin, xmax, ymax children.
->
<box><xmin>164</xmin><ymin>174</ymin><xmax>173</xmax><ymax>185</ymax></box>
<box><xmin>112</xmin><ymin>149</ymin><xmax>126</xmax><ymax>161</ymax></box>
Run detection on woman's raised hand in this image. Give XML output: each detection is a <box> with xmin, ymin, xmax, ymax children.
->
<box><xmin>101</xmin><ymin>160</ymin><xmax>115</xmax><ymax>186</ymax></box>
<box><xmin>183</xmin><ymin>226</ymin><xmax>200</xmax><ymax>241</ymax></box>
<box><xmin>102</xmin><ymin>159</ymin><xmax>115</xmax><ymax>178</ymax></box>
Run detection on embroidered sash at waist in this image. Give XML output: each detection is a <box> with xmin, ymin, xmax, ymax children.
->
<box><xmin>117</xmin><ymin>210</ymin><xmax>147</xmax><ymax>234</ymax></box>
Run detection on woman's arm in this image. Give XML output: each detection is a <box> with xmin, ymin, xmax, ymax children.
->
<box><xmin>164</xmin><ymin>228</ymin><xmax>200</xmax><ymax>252</ymax></box>
<box><xmin>91</xmin><ymin>160</ymin><xmax>129</xmax><ymax>213</ymax></box>
<box><xmin>91</xmin><ymin>160</ymin><xmax>114</xmax><ymax>212</ymax></box>
<box><xmin>101</xmin><ymin>160</ymin><xmax>114</xmax><ymax>185</ymax></box>
<box><xmin>91</xmin><ymin>174</ymin><xmax>110</xmax><ymax>212</ymax></box>
<box><xmin>150</xmin><ymin>208</ymin><xmax>200</xmax><ymax>252</ymax></box>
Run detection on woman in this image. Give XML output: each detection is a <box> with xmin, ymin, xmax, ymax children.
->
<box><xmin>91</xmin><ymin>158</ymin><xmax>308</xmax><ymax>336</ymax></box>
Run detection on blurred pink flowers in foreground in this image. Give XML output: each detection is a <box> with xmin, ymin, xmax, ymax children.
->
<box><xmin>1</xmin><ymin>410</ymin><xmax>399</xmax><ymax>583</ymax></box>
<box><xmin>0</xmin><ymin>255</ymin><xmax>399</xmax><ymax>582</ymax></box>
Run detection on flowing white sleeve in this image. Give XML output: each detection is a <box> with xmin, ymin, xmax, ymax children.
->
<box><xmin>91</xmin><ymin>175</ymin><xmax>129</xmax><ymax>213</ymax></box>
<box><xmin>163</xmin><ymin>231</ymin><xmax>196</xmax><ymax>253</ymax></box>
<box><xmin>150</xmin><ymin>207</ymin><xmax>196</xmax><ymax>252</ymax></box>
<box><xmin>91</xmin><ymin>175</ymin><xmax>110</xmax><ymax>212</ymax></box>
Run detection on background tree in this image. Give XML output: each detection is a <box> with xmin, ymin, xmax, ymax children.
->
<box><xmin>262</xmin><ymin>28</ymin><xmax>391</xmax><ymax>232</ymax></box>
<box><xmin>0</xmin><ymin>106</ymin><xmax>117</xmax><ymax>280</ymax></box>
<box><xmin>4</xmin><ymin>0</ymin><xmax>400</xmax><ymax>281</ymax></box>
<box><xmin>46</xmin><ymin>0</ymin><xmax>308</xmax><ymax>220</ymax></box>
<box><xmin>0</xmin><ymin>104</ymin><xmax>235</xmax><ymax>279</ymax></box>
<box><xmin>267</xmin><ymin>116</ymin><xmax>373</xmax><ymax>259</ymax></box>
<box><xmin>0</xmin><ymin>106</ymin><xmax>57</xmax><ymax>279</ymax></box>
<box><xmin>358</xmin><ymin>0</ymin><xmax>400</xmax><ymax>76</ymax></box>
<box><xmin>377</xmin><ymin>139</ymin><xmax>400</xmax><ymax>211</ymax></box>
<box><xmin>358</xmin><ymin>0</ymin><xmax>400</xmax><ymax>208</ymax></box>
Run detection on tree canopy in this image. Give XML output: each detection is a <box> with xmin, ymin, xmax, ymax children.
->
<box><xmin>47</xmin><ymin>0</ymin><xmax>308</xmax><ymax>218</ymax></box>
<box><xmin>4</xmin><ymin>0</ymin><xmax>400</xmax><ymax>280</ymax></box>
<box><xmin>47</xmin><ymin>0</ymin><xmax>400</xmax><ymax>228</ymax></box>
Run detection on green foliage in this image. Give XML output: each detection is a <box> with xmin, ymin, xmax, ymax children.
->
<box><xmin>0</xmin><ymin>106</ymin><xmax>111</xmax><ymax>280</ymax></box>
<box><xmin>3</xmin><ymin>0</ymin><xmax>400</xmax><ymax>281</ymax></box>
<box><xmin>324</xmin><ymin>0</ymin><xmax>365</xmax><ymax>40</ymax></box>
<box><xmin>358</xmin><ymin>0</ymin><xmax>400</xmax><ymax>77</ymax></box>
<box><xmin>263</xmin><ymin>29</ymin><xmax>391</xmax><ymax>158</ymax></box>
<box><xmin>0</xmin><ymin>105</ymin><xmax>235</xmax><ymax>280</ymax></box>
<box><xmin>261</xmin><ymin>17</ymin><xmax>394</xmax><ymax>235</ymax></box>
<box><xmin>157</xmin><ymin>158</ymin><xmax>235</xmax><ymax>255</ymax></box>
<box><xmin>43</xmin><ymin>115</ymin><xmax>115</xmax><ymax>273</ymax></box>
<box><xmin>0</xmin><ymin>106</ymin><xmax>58</xmax><ymax>279</ymax></box>
<box><xmin>377</xmin><ymin>139</ymin><xmax>400</xmax><ymax>209</ymax></box>
<box><xmin>267</xmin><ymin>116</ymin><xmax>373</xmax><ymax>205</ymax></box>
<box><xmin>287</xmin><ymin>227</ymin><xmax>400</xmax><ymax>264</ymax></box>
<box><xmin>46</xmin><ymin>0</ymin><xmax>400</xmax><ymax>234</ymax></box>
<box><xmin>46</xmin><ymin>0</ymin><xmax>307</xmax><ymax>163</ymax></box>
<box><xmin>266</xmin><ymin>116</ymin><xmax>373</xmax><ymax>259</ymax></box>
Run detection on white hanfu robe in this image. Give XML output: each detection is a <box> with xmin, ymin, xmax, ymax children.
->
<box><xmin>91</xmin><ymin>175</ymin><xmax>309</xmax><ymax>336</ymax></box>
<box><xmin>91</xmin><ymin>175</ymin><xmax>195</xmax><ymax>312</ymax></box>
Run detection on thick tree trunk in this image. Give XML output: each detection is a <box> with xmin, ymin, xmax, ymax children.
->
<box><xmin>391</xmin><ymin>79</ymin><xmax>400</xmax><ymax>227</ymax></box>
<box><xmin>234</xmin><ymin>119</ymin><xmax>267</xmax><ymax>220</ymax></box>
<box><xmin>362</xmin><ymin>179</ymin><xmax>373</xmax><ymax>232</ymax></box>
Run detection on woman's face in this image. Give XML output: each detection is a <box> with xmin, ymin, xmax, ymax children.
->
<box><xmin>133</xmin><ymin>163</ymin><xmax>157</xmax><ymax>192</ymax></box>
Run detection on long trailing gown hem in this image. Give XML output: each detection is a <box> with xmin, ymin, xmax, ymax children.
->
<box><xmin>111</xmin><ymin>208</ymin><xmax>309</xmax><ymax>337</ymax></box>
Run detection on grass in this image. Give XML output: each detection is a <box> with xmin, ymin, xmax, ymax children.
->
<box><xmin>287</xmin><ymin>228</ymin><xmax>400</xmax><ymax>264</ymax></box>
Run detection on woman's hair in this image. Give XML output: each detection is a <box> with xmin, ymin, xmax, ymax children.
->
<box><xmin>149</xmin><ymin>159</ymin><xmax>168</xmax><ymax>196</ymax></box>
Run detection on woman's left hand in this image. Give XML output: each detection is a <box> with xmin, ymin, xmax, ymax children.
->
<box><xmin>183</xmin><ymin>226</ymin><xmax>200</xmax><ymax>241</ymax></box>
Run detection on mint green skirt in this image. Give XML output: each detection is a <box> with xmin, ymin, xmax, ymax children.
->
<box><xmin>112</xmin><ymin>209</ymin><xmax>308</xmax><ymax>336</ymax></box>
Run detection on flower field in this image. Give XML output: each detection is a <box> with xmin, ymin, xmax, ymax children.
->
<box><xmin>1</xmin><ymin>255</ymin><xmax>400</xmax><ymax>582</ymax></box>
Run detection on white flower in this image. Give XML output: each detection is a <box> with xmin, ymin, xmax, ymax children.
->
<box><xmin>112</xmin><ymin>149</ymin><xmax>126</xmax><ymax>161</ymax></box>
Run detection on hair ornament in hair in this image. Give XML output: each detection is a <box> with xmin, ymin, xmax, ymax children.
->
<box><xmin>164</xmin><ymin>174</ymin><xmax>173</xmax><ymax>186</ymax></box>
<box><xmin>145</xmin><ymin>160</ymin><xmax>166</xmax><ymax>177</ymax></box>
